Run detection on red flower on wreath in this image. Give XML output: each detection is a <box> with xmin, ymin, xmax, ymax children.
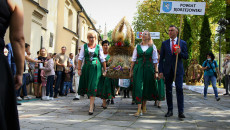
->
<box><xmin>108</xmin><ymin>93</ymin><xmax>111</xmax><ymax>96</ymax></box>
<box><xmin>95</xmin><ymin>89</ymin><xmax>97</xmax><ymax>92</ymax></box>
<box><xmin>117</xmin><ymin>42</ymin><xmax>122</xmax><ymax>46</ymax></box>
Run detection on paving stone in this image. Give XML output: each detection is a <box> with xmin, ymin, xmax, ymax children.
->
<box><xmin>18</xmin><ymin>88</ymin><xmax>230</xmax><ymax>130</ymax></box>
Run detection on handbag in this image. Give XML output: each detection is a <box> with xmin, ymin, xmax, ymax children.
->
<box><xmin>26</xmin><ymin>72</ymin><xmax>34</xmax><ymax>85</ymax></box>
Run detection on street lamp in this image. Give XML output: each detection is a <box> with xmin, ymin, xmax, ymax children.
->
<box><xmin>217</xmin><ymin>18</ymin><xmax>229</xmax><ymax>86</ymax></box>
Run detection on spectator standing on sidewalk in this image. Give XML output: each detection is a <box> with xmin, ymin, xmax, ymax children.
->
<box><xmin>223</xmin><ymin>54</ymin><xmax>230</xmax><ymax>95</ymax></box>
<box><xmin>37</xmin><ymin>48</ymin><xmax>47</xmax><ymax>98</ymax></box>
<box><xmin>40</xmin><ymin>53</ymin><xmax>55</xmax><ymax>100</ymax></box>
<box><xmin>69</xmin><ymin>53</ymin><xmax>75</xmax><ymax>93</ymax></box>
<box><xmin>40</xmin><ymin>68</ymin><xmax>47</xmax><ymax>100</ymax></box>
<box><xmin>54</xmin><ymin>46</ymin><xmax>69</xmax><ymax>98</ymax></box>
<box><xmin>16</xmin><ymin>43</ymin><xmax>40</xmax><ymax>101</ymax></box>
<box><xmin>33</xmin><ymin>51</ymin><xmax>40</xmax><ymax>98</ymax></box>
<box><xmin>73</xmin><ymin>47</ymin><xmax>82</xmax><ymax>100</ymax></box>
<box><xmin>202</xmin><ymin>52</ymin><xmax>221</xmax><ymax>101</ymax></box>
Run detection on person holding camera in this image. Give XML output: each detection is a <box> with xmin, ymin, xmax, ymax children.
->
<box><xmin>202</xmin><ymin>52</ymin><xmax>220</xmax><ymax>101</ymax></box>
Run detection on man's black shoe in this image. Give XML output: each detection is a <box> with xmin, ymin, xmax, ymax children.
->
<box><xmin>223</xmin><ymin>93</ymin><xmax>229</xmax><ymax>96</ymax></box>
<box><xmin>165</xmin><ymin>111</ymin><xmax>173</xmax><ymax>117</ymax></box>
<box><xmin>54</xmin><ymin>93</ymin><xmax>58</xmax><ymax>98</ymax></box>
<box><xmin>178</xmin><ymin>113</ymin><xmax>186</xmax><ymax>118</ymax></box>
<box><xmin>70</xmin><ymin>90</ymin><xmax>76</xmax><ymax>93</ymax></box>
<box><xmin>73</xmin><ymin>98</ymin><xmax>79</xmax><ymax>100</ymax></box>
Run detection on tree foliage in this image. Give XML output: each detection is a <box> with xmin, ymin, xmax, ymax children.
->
<box><xmin>199</xmin><ymin>15</ymin><xmax>212</xmax><ymax>64</ymax></box>
<box><xmin>225</xmin><ymin>0</ymin><xmax>230</xmax><ymax>53</ymax></box>
<box><xmin>132</xmin><ymin>0</ymin><xmax>228</xmax><ymax>64</ymax></box>
<box><xmin>182</xmin><ymin>16</ymin><xmax>193</xmax><ymax>70</ymax></box>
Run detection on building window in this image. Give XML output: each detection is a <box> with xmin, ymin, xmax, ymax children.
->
<box><xmin>82</xmin><ymin>26</ymin><xmax>85</xmax><ymax>41</ymax></box>
<box><xmin>64</xmin><ymin>6</ymin><xmax>68</xmax><ymax>28</ymax></box>
<box><xmin>68</xmin><ymin>10</ymin><xmax>73</xmax><ymax>30</ymax></box>
<box><xmin>49</xmin><ymin>33</ymin><xmax>53</xmax><ymax>47</ymax></box>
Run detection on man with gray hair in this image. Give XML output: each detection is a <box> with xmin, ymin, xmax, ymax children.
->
<box><xmin>223</xmin><ymin>54</ymin><xmax>230</xmax><ymax>95</ymax></box>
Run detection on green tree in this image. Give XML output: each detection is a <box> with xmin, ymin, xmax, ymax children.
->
<box><xmin>226</xmin><ymin>0</ymin><xmax>230</xmax><ymax>53</ymax></box>
<box><xmin>182</xmin><ymin>16</ymin><xmax>193</xmax><ymax>70</ymax></box>
<box><xmin>133</xmin><ymin>0</ymin><xmax>227</xmax><ymax>60</ymax></box>
<box><xmin>199</xmin><ymin>15</ymin><xmax>212</xmax><ymax>64</ymax></box>
<box><xmin>107</xmin><ymin>30</ymin><xmax>113</xmax><ymax>42</ymax></box>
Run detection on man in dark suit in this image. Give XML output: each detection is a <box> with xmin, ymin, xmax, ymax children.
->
<box><xmin>159</xmin><ymin>25</ymin><xmax>188</xmax><ymax>118</ymax></box>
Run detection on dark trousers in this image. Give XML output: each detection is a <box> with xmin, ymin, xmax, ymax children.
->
<box><xmin>17</xmin><ymin>73</ymin><xmax>28</xmax><ymax>97</ymax></box>
<box><xmin>225</xmin><ymin>75</ymin><xmax>230</xmax><ymax>94</ymax></box>
<box><xmin>165</xmin><ymin>69</ymin><xmax>184</xmax><ymax>113</ymax></box>
<box><xmin>46</xmin><ymin>75</ymin><xmax>54</xmax><ymax>97</ymax></box>
<box><xmin>69</xmin><ymin>72</ymin><xmax>74</xmax><ymax>91</ymax></box>
<box><xmin>54</xmin><ymin>71</ymin><xmax>63</xmax><ymax>94</ymax></box>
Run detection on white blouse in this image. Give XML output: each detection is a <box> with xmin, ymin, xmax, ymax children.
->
<box><xmin>132</xmin><ymin>44</ymin><xmax>158</xmax><ymax>64</ymax></box>
<box><xmin>104</xmin><ymin>54</ymin><xmax>108</xmax><ymax>58</ymax></box>
<box><xmin>78</xmin><ymin>44</ymin><xmax>105</xmax><ymax>63</ymax></box>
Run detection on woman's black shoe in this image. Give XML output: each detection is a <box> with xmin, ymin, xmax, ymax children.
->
<box><xmin>89</xmin><ymin>104</ymin><xmax>95</xmax><ymax>115</ymax></box>
<box><xmin>106</xmin><ymin>100</ymin><xmax>110</xmax><ymax>105</ymax></box>
<box><xmin>103</xmin><ymin>106</ymin><xmax>107</xmax><ymax>109</ymax></box>
<box><xmin>88</xmin><ymin>112</ymin><xmax>93</xmax><ymax>115</ymax></box>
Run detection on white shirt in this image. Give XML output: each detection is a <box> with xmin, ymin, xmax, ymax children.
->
<box><xmin>104</xmin><ymin>54</ymin><xmax>108</xmax><ymax>59</ymax></box>
<box><xmin>69</xmin><ymin>58</ymin><xmax>74</xmax><ymax>68</ymax></box>
<box><xmin>132</xmin><ymin>44</ymin><xmax>158</xmax><ymax>64</ymax></box>
<box><xmin>78</xmin><ymin>44</ymin><xmax>105</xmax><ymax>62</ymax></box>
<box><xmin>170</xmin><ymin>37</ymin><xmax>178</xmax><ymax>52</ymax></box>
<box><xmin>24</xmin><ymin>52</ymin><xmax>29</xmax><ymax>74</ymax></box>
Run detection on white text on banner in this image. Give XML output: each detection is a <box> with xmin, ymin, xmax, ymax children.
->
<box><xmin>160</xmin><ymin>1</ymin><xmax>206</xmax><ymax>15</ymax></box>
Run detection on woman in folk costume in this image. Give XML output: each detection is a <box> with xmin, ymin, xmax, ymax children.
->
<box><xmin>130</xmin><ymin>30</ymin><xmax>158</xmax><ymax>116</ymax></box>
<box><xmin>77</xmin><ymin>30</ymin><xmax>107</xmax><ymax>115</ymax></box>
<box><xmin>97</xmin><ymin>40</ymin><xmax>115</xmax><ymax>108</ymax></box>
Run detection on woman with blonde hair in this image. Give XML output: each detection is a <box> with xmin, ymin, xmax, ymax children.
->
<box><xmin>37</xmin><ymin>47</ymin><xmax>48</xmax><ymax>98</ymax></box>
<box><xmin>77</xmin><ymin>30</ymin><xmax>107</xmax><ymax>115</ymax></box>
<box><xmin>130</xmin><ymin>30</ymin><xmax>158</xmax><ymax>116</ymax></box>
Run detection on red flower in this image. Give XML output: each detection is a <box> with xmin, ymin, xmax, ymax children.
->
<box><xmin>108</xmin><ymin>93</ymin><xmax>111</xmax><ymax>96</ymax></box>
<box><xmin>173</xmin><ymin>44</ymin><xmax>180</xmax><ymax>55</ymax></box>
<box><xmin>117</xmin><ymin>42</ymin><xmax>122</xmax><ymax>46</ymax></box>
<box><xmin>95</xmin><ymin>89</ymin><xmax>97</xmax><ymax>92</ymax></box>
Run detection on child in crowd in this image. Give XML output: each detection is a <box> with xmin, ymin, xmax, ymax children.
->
<box><xmin>40</xmin><ymin>53</ymin><xmax>55</xmax><ymax>100</ymax></box>
<box><xmin>63</xmin><ymin>67</ymin><xmax>72</xmax><ymax>96</ymax></box>
<box><xmin>41</xmin><ymin>69</ymin><xmax>47</xmax><ymax>100</ymax></box>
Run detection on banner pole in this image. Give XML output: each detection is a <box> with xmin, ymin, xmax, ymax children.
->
<box><xmin>173</xmin><ymin>14</ymin><xmax>183</xmax><ymax>82</ymax></box>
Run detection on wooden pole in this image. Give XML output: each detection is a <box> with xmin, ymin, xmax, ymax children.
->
<box><xmin>173</xmin><ymin>15</ymin><xmax>183</xmax><ymax>82</ymax></box>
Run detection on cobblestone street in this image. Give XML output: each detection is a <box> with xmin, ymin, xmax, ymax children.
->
<box><xmin>18</xmin><ymin>88</ymin><xmax>230</xmax><ymax>130</ymax></box>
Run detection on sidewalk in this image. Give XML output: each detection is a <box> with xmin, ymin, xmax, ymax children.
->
<box><xmin>18</xmin><ymin>88</ymin><xmax>230</xmax><ymax>130</ymax></box>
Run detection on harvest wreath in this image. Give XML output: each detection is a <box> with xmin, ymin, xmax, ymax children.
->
<box><xmin>106</xmin><ymin>17</ymin><xmax>135</xmax><ymax>79</ymax></box>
